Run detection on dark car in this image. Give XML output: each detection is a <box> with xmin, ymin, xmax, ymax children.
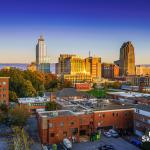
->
<box><xmin>99</xmin><ymin>145</ymin><xmax>115</xmax><ymax>150</ymax></box>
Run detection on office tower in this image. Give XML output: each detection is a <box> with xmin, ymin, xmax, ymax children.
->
<box><xmin>85</xmin><ymin>56</ymin><xmax>101</xmax><ymax>81</ymax></box>
<box><xmin>102</xmin><ymin>63</ymin><xmax>119</xmax><ymax>79</ymax></box>
<box><xmin>36</xmin><ymin>36</ymin><xmax>47</xmax><ymax>65</ymax></box>
<box><xmin>36</xmin><ymin>36</ymin><xmax>51</xmax><ymax>72</ymax></box>
<box><xmin>58</xmin><ymin>54</ymin><xmax>76</xmax><ymax>74</ymax></box>
<box><xmin>119</xmin><ymin>41</ymin><xmax>135</xmax><ymax>76</ymax></box>
<box><xmin>0</xmin><ymin>77</ymin><xmax>9</xmax><ymax>105</ymax></box>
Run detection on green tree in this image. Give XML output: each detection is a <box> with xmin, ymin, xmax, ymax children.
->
<box><xmin>10</xmin><ymin>127</ymin><xmax>32</xmax><ymax>150</ymax></box>
<box><xmin>9</xmin><ymin>105</ymin><xmax>30</xmax><ymax>127</ymax></box>
<box><xmin>141</xmin><ymin>142</ymin><xmax>150</xmax><ymax>150</ymax></box>
<box><xmin>46</xmin><ymin>101</ymin><xmax>61</xmax><ymax>111</ymax></box>
<box><xmin>20</xmin><ymin>80</ymin><xmax>36</xmax><ymax>97</ymax></box>
<box><xmin>9</xmin><ymin>91</ymin><xmax>18</xmax><ymax>102</ymax></box>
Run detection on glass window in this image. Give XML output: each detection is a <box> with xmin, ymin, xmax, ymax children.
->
<box><xmin>49</xmin><ymin>123</ymin><xmax>53</xmax><ymax>128</ymax></box>
<box><xmin>60</xmin><ymin>122</ymin><xmax>64</xmax><ymax>127</ymax></box>
<box><xmin>50</xmin><ymin>133</ymin><xmax>55</xmax><ymax>137</ymax></box>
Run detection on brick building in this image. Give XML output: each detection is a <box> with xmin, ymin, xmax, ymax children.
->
<box><xmin>134</xmin><ymin>105</ymin><xmax>150</xmax><ymax>137</ymax></box>
<box><xmin>0</xmin><ymin>77</ymin><xmax>9</xmax><ymax>105</ymax></box>
<box><xmin>75</xmin><ymin>83</ymin><xmax>91</xmax><ymax>91</ymax></box>
<box><xmin>37</xmin><ymin>107</ymin><xmax>134</xmax><ymax>144</ymax></box>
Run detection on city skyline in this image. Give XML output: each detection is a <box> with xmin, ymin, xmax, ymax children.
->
<box><xmin>0</xmin><ymin>0</ymin><xmax>150</xmax><ymax>64</ymax></box>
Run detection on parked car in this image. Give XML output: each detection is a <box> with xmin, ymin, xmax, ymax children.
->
<box><xmin>130</xmin><ymin>138</ymin><xmax>142</xmax><ymax>148</ymax></box>
<box><xmin>63</xmin><ymin>138</ymin><xmax>72</xmax><ymax>150</ymax></box>
<box><xmin>103</xmin><ymin>131</ymin><xmax>111</xmax><ymax>137</ymax></box>
<box><xmin>99</xmin><ymin>145</ymin><xmax>115</xmax><ymax>150</ymax></box>
<box><xmin>109</xmin><ymin>129</ymin><xmax>119</xmax><ymax>138</ymax></box>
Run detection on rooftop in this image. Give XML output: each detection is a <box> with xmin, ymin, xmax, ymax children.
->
<box><xmin>108</xmin><ymin>91</ymin><xmax>150</xmax><ymax>98</ymax></box>
<box><xmin>39</xmin><ymin>110</ymin><xmax>75</xmax><ymax>118</ymax></box>
<box><xmin>56</xmin><ymin>88</ymin><xmax>89</xmax><ymax>98</ymax></box>
<box><xmin>136</xmin><ymin>104</ymin><xmax>150</xmax><ymax>112</ymax></box>
<box><xmin>18</xmin><ymin>97</ymin><xmax>49</xmax><ymax>104</ymax></box>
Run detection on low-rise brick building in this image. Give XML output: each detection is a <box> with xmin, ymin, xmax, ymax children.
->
<box><xmin>0</xmin><ymin>77</ymin><xmax>9</xmax><ymax>105</ymax></box>
<box><xmin>37</xmin><ymin>104</ymin><xmax>134</xmax><ymax>144</ymax></box>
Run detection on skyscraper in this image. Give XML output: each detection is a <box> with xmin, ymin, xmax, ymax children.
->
<box><xmin>36</xmin><ymin>36</ymin><xmax>51</xmax><ymax>72</ymax></box>
<box><xmin>36</xmin><ymin>35</ymin><xmax>47</xmax><ymax>66</ymax></box>
<box><xmin>119</xmin><ymin>41</ymin><xmax>135</xmax><ymax>76</ymax></box>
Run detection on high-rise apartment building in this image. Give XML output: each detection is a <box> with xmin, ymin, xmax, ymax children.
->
<box><xmin>0</xmin><ymin>77</ymin><xmax>9</xmax><ymax>105</ymax></box>
<box><xmin>119</xmin><ymin>41</ymin><xmax>135</xmax><ymax>76</ymax></box>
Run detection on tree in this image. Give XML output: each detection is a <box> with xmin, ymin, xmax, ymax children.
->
<box><xmin>46</xmin><ymin>102</ymin><xmax>61</xmax><ymax>111</ymax></box>
<box><xmin>49</xmin><ymin>80</ymin><xmax>58</xmax><ymax>91</ymax></box>
<box><xmin>10</xmin><ymin>127</ymin><xmax>32</xmax><ymax>150</ymax></box>
<box><xmin>141</xmin><ymin>142</ymin><xmax>150</xmax><ymax>150</ymax></box>
<box><xmin>9</xmin><ymin>91</ymin><xmax>18</xmax><ymax>102</ymax></box>
<box><xmin>0</xmin><ymin>103</ymin><xmax>8</xmax><ymax>112</ymax></box>
<box><xmin>20</xmin><ymin>80</ymin><xmax>36</xmax><ymax>97</ymax></box>
<box><xmin>9</xmin><ymin>105</ymin><xmax>30</xmax><ymax>127</ymax></box>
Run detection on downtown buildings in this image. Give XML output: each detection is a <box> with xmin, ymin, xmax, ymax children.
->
<box><xmin>57</xmin><ymin>54</ymin><xmax>101</xmax><ymax>84</ymax></box>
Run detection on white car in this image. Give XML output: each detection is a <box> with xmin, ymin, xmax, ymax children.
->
<box><xmin>109</xmin><ymin>129</ymin><xmax>119</xmax><ymax>138</ymax></box>
<box><xmin>103</xmin><ymin>131</ymin><xmax>111</xmax><ymax>137</ymax></box>
<box><xmin>63</xmin><ymin>138</ymin><xmax>72</xmax><ymax>150</ymax></box>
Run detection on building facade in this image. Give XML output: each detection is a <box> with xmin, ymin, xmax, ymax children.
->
<box><xmin>119</xmin><ymin>41</ymin><xmax>135</xmax><ymax>76</ymax></box>
<box><xmin>58</xmin><ymin>54</ymin><xmax>101</xmax><ymax>84</ymax></box>
<box><xmin>134</xmin><ymin>105</ymin><xmax>150</xmax><ymax>137</ymax></box>
<box><xmin>36</xmin><ymin>36</ymin><xmax>51</xmax><ymax>72</ymax></box>
<box><xmin>102</xmin><ymin>63</ymin><xmax>119</xmax><ymax>79</ymax></box>
<box><xmin>136</xmin><ymin>65</ymin><xmax>150</xmax><ymax>76</ymax></box>
<box><xmin>0</xmin><ymin>77</ymin><xmax>9</xmax><ymax>105</ymax></box>
<box><xmin>38</xmin><ymin>108</ymin><xmax>134</xmax><ymax>144</ymax></box>
<box><xmin>85</xmin><ymin>57</ymin><xmax>101</xmax><ymax>81</ymax></box>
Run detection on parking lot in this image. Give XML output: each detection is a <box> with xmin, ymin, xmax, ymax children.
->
<box><xmin>72</xmin><ymin>136</ymin><xmax>140</xmax><ymax>150</ymax></box>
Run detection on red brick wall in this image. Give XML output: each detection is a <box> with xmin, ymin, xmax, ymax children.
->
<box><xmin>0</xmin><ymin>77</ymin><xmax>9</xmax><ymax>105</ymax></box>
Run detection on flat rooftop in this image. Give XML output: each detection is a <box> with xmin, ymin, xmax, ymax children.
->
<box><xmin>136</xmin><ymin>104</ymin><xmax>150</xmax><ymax>112</ymax></box>
<box><xmin>39</xmin><ymin>110</ymin><xmax>75</xmax><ymax>118</ymax></box>
<box><xmin>18</xmin><ymin>97</ymin><xmax>49</xmax><ymax>104</ymax></box>
<box><xmin>108</xmin><ymin>91</ymin><xmax>150</xmax><ymax>98</ymax></box>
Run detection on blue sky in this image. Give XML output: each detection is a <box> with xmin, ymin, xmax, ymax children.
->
<box><xmin>0</xmin><ymin>0</ymin><xmax>150</xmax><ymax>64</ymax></box>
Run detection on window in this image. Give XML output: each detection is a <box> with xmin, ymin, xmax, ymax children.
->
<box><xmin>116</xmin><ymin>113</ymin><xmax>118</xmax><ymax>117</ymax></box>
<box><xmin>49</xmin><ymin>123</ymin><xmax>53</xmax><ymax>128</ymax></box>
<box><xmin>70</xmin><ymin>122</ymin><xmax>74</xmax><ymax>125</ymax></box>
<box><xmin>112</xmin><ymin>113</ymin><xmax>115</xmax><ymax>117</ymax></box>
<box><xmin>3</xmin><ymin>82</ymin><xmax>6</xmax><ymax>85</ymax></box>
<box><xmin>63</xmin><ymin>131</ymin><xmax>67</xmax><ymax>136</ymax></box>
<box><xmin>60</xmin><ymin>122</ymin><xmax>64</xmax><ymax>127</ymax></box>
<box><xmin>103</xmin><ymin>114</ymin><xmax>105</xmax><ymax>118</ymax></box>
<box><xmin>50</xmin><ymin>133</ymin><xmax>55</xmax><ymax>137</ymax></box>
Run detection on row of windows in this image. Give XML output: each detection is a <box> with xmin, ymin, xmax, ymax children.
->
<box><xmin>99</xmin><ymin>112</ymin><xmax>131</xmax><ymax>118</ymax></box>
<box><xmin>0</xmin><ymin>88</ymin><xmax>7</xmax><ymax>92</ymax></box>
<box><xmin>0</xmin><ymin>82</ymin><xmax>6</xmax><ymax>85</ymax></box>
<box><xmin>49</xmin><ymin>121</ymin><xmax>75</xmax><ymax>128</ymax></box>
<box><xmin>0</xmin><ymin>94</ymin><xmax>7</xmax><ymax>98</ymax></box>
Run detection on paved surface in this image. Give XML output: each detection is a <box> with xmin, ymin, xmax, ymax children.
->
<box><xmin>72</xmin><ymin>136</ymin><xmax>141</xmax><ymax>150</ymax></box>
<box><xmin>26</xmin><ymin>115</ymin><xmax>42</xmax><ymax>150</ymax></box>
<box><xmin>0</xmin><ymin>137</ymin><xmax>8</xmax><ymax>150</ymax></box>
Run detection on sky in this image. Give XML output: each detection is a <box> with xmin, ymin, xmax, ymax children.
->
<box><xmin>0</xmin><ymin>0</ymin><xmax>150</xmax><ymax>64</ymax></box>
